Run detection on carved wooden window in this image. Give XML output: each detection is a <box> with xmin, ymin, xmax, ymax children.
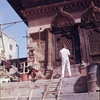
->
<box><xmin>88</xmin><ymin>28</ymin><xmax>100</xmax><ymax>61</ymax></box>
<box><xmin>55</xmin><ymin>34</ymin><xmax>72</xmax><ymax>60</ymax></box>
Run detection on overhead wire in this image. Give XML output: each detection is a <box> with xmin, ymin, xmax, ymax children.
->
<box><xmin>0</xmin><ymin>20</ymin><xmax>26</xmax><ymax>26</ymax></box>
<box><xmin>0</xmin><ymin>20</ymin><xmax>28</xmax><ymax>31</ymax></box>
<box><xmin>2</xmin><ymin>23</ymin><xmax>17</xmax><ymax>31</ymax></box>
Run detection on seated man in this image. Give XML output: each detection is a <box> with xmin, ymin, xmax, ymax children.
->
<box><xmin>28</xmin><ymin>66</ymin><xmax>46</xmax><ymax>81</ymax></box>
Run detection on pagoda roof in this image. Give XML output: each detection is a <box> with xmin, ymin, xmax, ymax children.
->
<box><xmin>7</xmin><ymin>0</ymin><xmax>100</xmax><ymax>25</ymax></box>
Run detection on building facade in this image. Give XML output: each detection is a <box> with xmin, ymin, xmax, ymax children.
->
<box><xmin>0</xmin><ymin>31</ymin><xmax>17</xmax><ymax>61</ymax></box>
<box><xmin>8</xmin><ymin>0</ymin><xmax>100</xmax><ymax>69</ymax></box>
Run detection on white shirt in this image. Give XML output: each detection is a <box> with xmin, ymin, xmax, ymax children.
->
<box><xmin>59</xmin><ymin>48</ymin><xmax>70</xmax><ymax>61</ymax></box>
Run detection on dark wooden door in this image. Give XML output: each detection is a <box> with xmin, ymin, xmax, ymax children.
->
<box><xmin>53</xmin><ymin>26</ymin><xmax>81</xmax><ymax>67</ymax></box>
<box><xmin>54</xmin><ymin>33</ymin><xmax>73</xmax><ymax>67</ymax></box>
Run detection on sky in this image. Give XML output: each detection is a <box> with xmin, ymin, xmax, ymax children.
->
<box><xmin>0</xmin><ymin>0</ymin><xmax>28</xmax><ymax>58</ymax></box>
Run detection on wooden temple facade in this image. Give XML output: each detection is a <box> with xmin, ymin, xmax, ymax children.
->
<box><xmin>8</xmin><ymin>0</ymin><xmax>100</xmax><ymax>69</ymax></box>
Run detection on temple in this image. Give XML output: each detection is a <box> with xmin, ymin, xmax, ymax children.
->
<box><xmin>2</xmin><ymin>0</ymin><xmax>99</xmax><ymax>99</ymax></box>
<box><xmin>7</xmin><ymin>0</ymin><xmax>100</xmax><ymax>69</ymax></box>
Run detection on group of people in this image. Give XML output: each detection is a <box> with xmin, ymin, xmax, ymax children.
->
<box><xmin>4</xmin><ymin>44</ymin><xmax>71</xmax><ymax>80</ymax></box>
<box><xmin>27</xmin><ymin>44</ymin><xmax>72</xmax><ymax>80</ymax></box>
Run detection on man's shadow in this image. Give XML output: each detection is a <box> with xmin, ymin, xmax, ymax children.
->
<box><xmin>74</xmin><ymin>76</ymin><xmax>88</xmax><ymax>93</ymax></box>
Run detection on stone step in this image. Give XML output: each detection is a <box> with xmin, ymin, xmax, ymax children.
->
<box><xmin>43</xmin><ymin>92</ymin><xmax>99</xmax><ymax>100</ymax></box>
<box><xmin>1</xmin><ymin>92</ymin><xmax>99</xmax><ymax>100</ymax></box>
<box><xmin>52</xmin><ymin>65</ymin><xmax>83</xmax><ymax>79</ymax></box>
<box><xmin>60</xmin><ymin>92</ymin><xmax>99</xmax><ymax>100</ymax></box>
<box><xmin>61</xmin><ymin>76</ymin><xmax>88</xmax><ymax>93</ymax></box>
<box><xmin>1</xmin><ymin>76</ymin><xmax>88</xmax><ymax>96</ymax></box>
<box><xmin>42</xmin><ymin>64</ymin><xmax>85</xmax><ymax>79</ymax></box>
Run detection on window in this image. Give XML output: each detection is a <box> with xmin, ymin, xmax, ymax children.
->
<box><xmin>1</xmin><ymin>50</ymin><xmax>4</xmax><ymax>55</ymax></box>
<box><xmin>9</xmin><ymin>55</ymin><xmax>12</xmax><ymax>59</ymax></box>
<box><xmin>9</xmin><ymin>44</ymin><xmax>13</xmax><ymax>50</ymax></box>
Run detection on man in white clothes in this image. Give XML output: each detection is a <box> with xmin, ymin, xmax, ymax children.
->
<box><xmin>59</xmin><ymin>44</ymin><xmax>71</xmax><ymax>78</ymax></box>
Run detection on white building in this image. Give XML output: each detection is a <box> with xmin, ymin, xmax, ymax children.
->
<box><xmin>0</xmin><ymin>31</ymin><xmax>17</xmax><ymax>61</ymax></box>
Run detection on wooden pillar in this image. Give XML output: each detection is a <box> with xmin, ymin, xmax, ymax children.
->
<box><xmin>78</xmin><ymin>26</ymin><xmax>84</xmax><ymax>62</ymax></box>
<box><xmin>78</xmin><ymin>27</ymin><xmax>88</xmax><ymax>63</ymax></box>
<box><xmin>47</xmin><ymin>31</ymin><xmax>53</xmax><ymax>69</ymax></box>
<box><xmin>44</xmin><ymin>32</ymin><xmax>48</xmax><ymax>74</ymax></box>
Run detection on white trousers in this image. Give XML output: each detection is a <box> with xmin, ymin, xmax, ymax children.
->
<box><xmin>61</xmin><ymin>60</ymin><xmax>71</xmax><ymax>77</ymax></box>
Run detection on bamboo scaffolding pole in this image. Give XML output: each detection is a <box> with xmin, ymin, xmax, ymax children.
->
<box><xmin>1</xmin><ymin>70</ymin><xmax>15</xmax><ymax>79</ymax></box>
<box><xmin>15</xmin><ymin>93</ymin><xmax>20</xmax><ymax>100</ymax></box>
<box><xmin>11</xmin><ymin>66</ymin><xmax>20</xmax><ymax>75</ymax></box>
<box><xmin>28</xmin><ymin>90</ymin><xmax>33</xmax><ymax>100</ymax></box>
<box><xmin>41</xmin><ymin>70</ymin><xmax>62</xmax><ymax>100</ymax></box>
<box><xmin>57</xmin><ymin>78</ymin><xmax>62</xmax><ymax>100</ymax></box>
<box><xmin>41</xmin><ymin>73</ymin><xmax>54</xmax><ymax>100</ymax></box>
